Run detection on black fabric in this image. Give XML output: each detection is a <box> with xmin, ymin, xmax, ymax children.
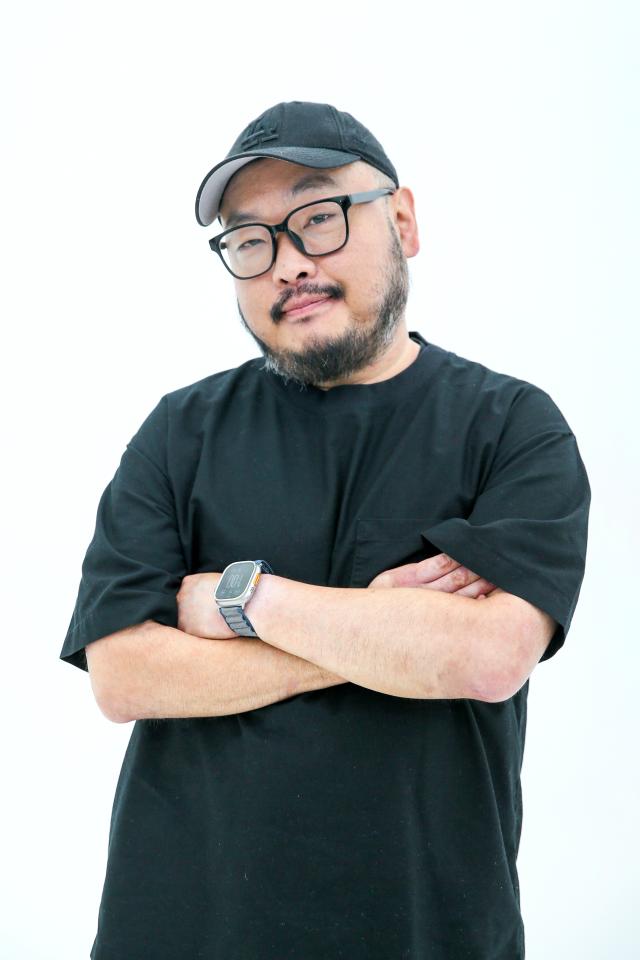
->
<box><xmin>61</xmin><ymin>331</ymin><xmax>590</xmax><ymax>959</ymax></box>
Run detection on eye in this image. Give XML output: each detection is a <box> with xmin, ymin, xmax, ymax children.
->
<box><xmin>307</xmin><ymin>212</ymin><xmax>333</xmax><ymax>227</ymax></box>
<box><xmin>222</xmin><ymin>235</ymin><xmax>267</xmax><ymax>255</ymax></box>
<box><xmin>236</xmin><ymin>237</ymin><xmax>266</xmax><ymax>251</ymax></box>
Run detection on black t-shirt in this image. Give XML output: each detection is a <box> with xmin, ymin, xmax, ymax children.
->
<box><xmin>61</xmin><ymin>331</ymin><xmax>591</xmax><ymax>960</ymax></box>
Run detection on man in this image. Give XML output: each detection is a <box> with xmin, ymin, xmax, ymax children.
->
<box><xmin>61</xmin><ymin>101</ymin><xmax>591</xmax><ymax>959</ymax></box>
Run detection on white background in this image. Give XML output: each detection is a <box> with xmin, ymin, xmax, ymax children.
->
<box><xmin>2</xmin><ymin>1</ymin><xmax>638</xmax><ymax>957</ymax></box>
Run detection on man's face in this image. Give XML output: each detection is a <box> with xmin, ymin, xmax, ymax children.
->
<box><xmin>217</xmin><ymin>158</ymin><xmax>419</xmax><ymax>390</ymax></box>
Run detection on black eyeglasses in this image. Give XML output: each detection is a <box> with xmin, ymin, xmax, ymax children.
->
<box><xmin>208</xmin><ymin>188</ymin><xmax>396</xmax><ymax>279</ymax></box>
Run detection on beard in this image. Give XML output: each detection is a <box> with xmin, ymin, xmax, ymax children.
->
<box><xmin>236</xmin><ymin>223</ymin><xmax>410</xmax><ymax>391</ymax></box>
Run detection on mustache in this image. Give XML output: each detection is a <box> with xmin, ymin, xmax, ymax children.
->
<box><xmin>271</xmin><ymin>283</ymin><xmax>344</xmax><ymax>322</ymax></box>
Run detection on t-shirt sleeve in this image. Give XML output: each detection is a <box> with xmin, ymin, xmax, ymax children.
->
<box><xmin>421</xmin><ymin>384</ymin><xmax>591</xmax><ymax>662</ymax></box>
<box><xmin>60</xmin><ymin>394</ymin><xmax>187</xmax><ymax>672</ymax></box>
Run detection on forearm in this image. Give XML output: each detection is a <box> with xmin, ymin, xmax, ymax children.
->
<box><xmin>248</xmin><ymin>575</ymin><xmax>500</xmax><ymax>701</ymax></box>
<box><xmin>92</xmin><ymin>622</ymin><xmax>346</xmax><ymax>723</ymax></box>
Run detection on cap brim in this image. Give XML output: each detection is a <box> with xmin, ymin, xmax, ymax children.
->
<box><xmin>194</xmin><ymin>146</ymin><xmax>360</xmax><ymax>227</ymax></box>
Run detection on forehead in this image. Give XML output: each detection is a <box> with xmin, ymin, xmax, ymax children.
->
<box><xmin>219</xmin><ymin>158</ymin><xmax>372</xmax><ymax>224</ymax></box>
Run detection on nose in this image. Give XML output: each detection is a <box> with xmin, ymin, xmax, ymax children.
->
<box><xmin>271</xmin><ymin>230</ymin><xmax>318</xmax><ymax>286</ymax></box>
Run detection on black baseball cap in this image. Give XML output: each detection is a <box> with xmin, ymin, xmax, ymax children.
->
<box><xmin>194</xmin><ymin>100</ymin><xmax>399</xmax><ymax>227</ymax></box>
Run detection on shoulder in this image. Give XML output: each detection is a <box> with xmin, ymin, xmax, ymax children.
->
<box><xmin>426</xmin><ymin>340</ymin><xmax>567</xmax><ymax>432</ymax></box>
<box><xmin>153</xmin><ymin>356</ymin><xmax>270</xmax><ymax>442</ymax></box>
<box><xmin>162</xmin><ymin>356</ymin><xmax>264</xmax><ymax>414</ymax></box>
<box><xmin>127</xmin><ymin>357</ymin><xmax>265</xmax><ymax>464</ymax></box>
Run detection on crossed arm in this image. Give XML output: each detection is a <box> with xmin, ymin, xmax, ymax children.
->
<box><xmin>86</xmin><ymin>553</ymin><xmax>556</xmax><ymax>722</ymax></box>
<box><xmin>230</xmin><ymin>572</ymin><xmax>553</xmax><ymax>703</ymax></box>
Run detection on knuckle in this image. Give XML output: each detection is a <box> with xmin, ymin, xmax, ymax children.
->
<box><xmin>451</xmin><ymin>566</ymin><xmax>470</xmax><ymax>587</ymax></box>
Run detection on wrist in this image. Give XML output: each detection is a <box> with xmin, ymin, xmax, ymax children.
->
<box><xmin>244</xmin><ymin>572</ymin><xmax>282</xmax><ymax>639</ymax></box>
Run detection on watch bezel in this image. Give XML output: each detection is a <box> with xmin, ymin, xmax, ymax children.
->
<box><xmin>214</xmin><ymin>560</ymin><xmax>260</xmax><ymax>605</ymax></box>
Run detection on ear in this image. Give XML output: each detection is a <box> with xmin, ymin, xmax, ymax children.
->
<box><xmin>390</xmin><ymin>186</ymin><xmax>419</xmax><ymax>259</ymax></box>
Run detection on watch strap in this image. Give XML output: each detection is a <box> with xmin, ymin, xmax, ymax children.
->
<box><xmin>218</xmin><ymin>604</ymin><xmax>260</xmax><ymax>637</ymax></box>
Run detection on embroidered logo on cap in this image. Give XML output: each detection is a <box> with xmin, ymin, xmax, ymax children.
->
<box><xmin>240</xmin><ymin>120</ymin><xmax>279</xmax><ymax>150</ymax></box>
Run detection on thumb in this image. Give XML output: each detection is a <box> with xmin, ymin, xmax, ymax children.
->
<box><xmin>368</xmin><ymin>571</ymin><xmax>395</xmax><ymax>588</ymax></box>
<box><xmin>368</xmin><ymin>565</ymin><xmax>419</xmax><ymax>589</ymax></box>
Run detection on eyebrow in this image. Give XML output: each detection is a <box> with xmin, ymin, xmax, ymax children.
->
<box><xmin>221</xmin><ymin>173</ymin><xmax>340</xmax><ymax>229</ymax></box>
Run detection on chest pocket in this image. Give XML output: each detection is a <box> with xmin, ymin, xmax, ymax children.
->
<box><xmin>349</xmin><ymin>517</ymin><xmax>443</xmax><ymax>588</ymax></box>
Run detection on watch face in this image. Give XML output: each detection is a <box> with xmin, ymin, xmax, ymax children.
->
<box><xmin>216</xmin><ymin>561</ymin><xmax>256</xmax><ymax>601</ymax></box>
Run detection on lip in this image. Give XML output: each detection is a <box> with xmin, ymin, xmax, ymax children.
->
<box><xmin>283</xmin><ymin>297</ymin><xmax>333</xmax><ymax>320</ymax></box>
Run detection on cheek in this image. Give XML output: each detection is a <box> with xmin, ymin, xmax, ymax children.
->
<box><xmin>344</xmin><ymin>233</ymin><xmax>385</xmax><ymax>281</ymax></box>
<box><xmin>236</xmin><ymin>283</ymin><xmax>269</xmax><ymax>320</ymax></box>
<box><xmin>341</xmin><ymin>245</ymin><xmax>386</xmax><ymax>301</ymax></box>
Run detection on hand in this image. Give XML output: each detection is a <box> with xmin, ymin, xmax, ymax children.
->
<box><xmin>176</xmin><ymin>572</ymin><xmax>238</xmax><ymax>639</ymax></box>
<box><xmin>367</xmin><ymin>552</ymin><xmax>502</xmax><ymax>599</ymax></box>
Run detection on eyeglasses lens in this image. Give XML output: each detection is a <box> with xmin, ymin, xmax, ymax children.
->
<box><xmin>219</xmin><ymin>201</ymin><xmax>346</xmax><ymax>278</ymax></box>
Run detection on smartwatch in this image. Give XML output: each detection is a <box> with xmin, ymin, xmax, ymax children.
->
<box><xmin>213</xmin><ymin>560</ymin><xmax>274</xmax><ymax>638</ymax></box>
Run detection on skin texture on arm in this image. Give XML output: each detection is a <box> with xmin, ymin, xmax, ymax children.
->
<box><xmin>86</xmin><ymin>622</ymin><xmax>346</xmax><ymax>724</ymax></box>
<box><xmin>87</xmin><ymin>554</ymin><xmax>508</xmax><ymax>723</ymax></box>
<box><xmin>246</xmin><ymin>575</ymin><xmax>509</xmax><ymax>702</ymax></box>
<box><xmin>175</xmin><ymin>555</ymin><xmax>553</xmax><ymax>704</ymax></box>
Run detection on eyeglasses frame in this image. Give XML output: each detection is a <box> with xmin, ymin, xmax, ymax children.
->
<box><xmin>208</xmin><ymin>187</ymin><xmax>397</xmax><ymax>279</ymax></box>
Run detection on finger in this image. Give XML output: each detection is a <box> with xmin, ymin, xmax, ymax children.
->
<box><xmin>372</xmin><ymin>553</ymin><xmax>462</xmax><ymax>589</ymax></box>
<box><xmin>452</xmin><ymin>578</ymin><xmax>497</xmax><ymax>598</ymax></box>
<box><xmin>368</xmin><ymin>554</ymin><xmax>484</xmax><ymax>591</ymax></box>
<box><xmin>368</xmin><ymin>562</ymin><xmax>422</xmax><ymax>589</ymax></box>
<box><xmin>413</xmin><ymin>553</ymin><xmax>463</xmax><ymax>586</ymax></box>
<box><xmin>417</xmin><ymin>562</ymin><xmax>482</xmax><ymax>594</ymax></box>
